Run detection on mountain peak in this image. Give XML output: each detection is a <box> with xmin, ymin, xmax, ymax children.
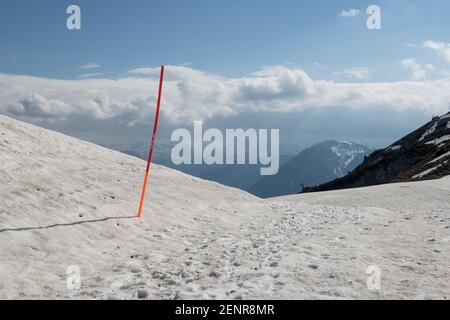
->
<box><xmin>248</xmin><ymin>140</ymin><xmax>372</xmax><ymax>198</ymax></box>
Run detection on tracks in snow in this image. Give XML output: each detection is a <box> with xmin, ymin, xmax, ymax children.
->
<box><xmin>95</xmin><ymin>203</ymin><xmax>311</xmax><ymax>300</ymax></box>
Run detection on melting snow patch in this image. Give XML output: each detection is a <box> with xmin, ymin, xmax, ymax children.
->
<box><xmin>387</xmin><ymin>145</ymin><xmax>402</xmax><ymax>151</ymax></box>
<box><xmin>419</xmin><ymin>122</ymin><xmax>438</xmax><ymax>142</ymax></box>
<box><xmin>428</xmin><ymin>151</ymin><xmax>450</xmax><ymax>165</ymax></box>
<box><xmin>426</xmin><ymin>135</ymin><xmax>450</xmax><ymax>145</ymax></box>
<box><xmin>413</xmin><ymin>165</ymin><xmax>442</xmax><ymax>179</ymax></box>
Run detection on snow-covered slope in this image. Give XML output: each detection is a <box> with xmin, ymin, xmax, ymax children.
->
<box><xmin>0</xmin><ymin>115</ymin><xmax>449</xmax><ymax>299</ymax></box>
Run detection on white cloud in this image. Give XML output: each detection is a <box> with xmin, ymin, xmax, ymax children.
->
<box><xmin>339</xmin><ymin>9</ymin><xmax>360</xmax><ymax>17</ymax></box>
<box><xmin>424</xmin><ymin>40</ymin><xmax>450</xmax><ymax>63</ymax></box>
<box><xmin>78</xmin><ymin>73</ymin><xmax>105</xmax><ymax>79</ymax></box>
<box><xmin>401</xmin><ymin>58</ymin><xmax>427</xmax><ymax>80</ymax></box>
<box><xmin>80</xmin><ymin>63</ymin><xmax>100</xmax><ymax>70</ymax></box>
<box><xmin>335</xmin><ymin>67</ymin><xmax>370</xmax><ymax>80</ymax></box>
<box><xmin>8</xmin><ymin>93</ymin><xmax>71</xmax><ymax>119</ymax></box>
<box><xmin>404</xmin><ymin>43</ymin><xmax>417</xmax><ymax>48</ymax></box>
<box><xmin>1</xmin><ymin>65</ymin><xmax>450</xmax><ymax>126</ymax></box>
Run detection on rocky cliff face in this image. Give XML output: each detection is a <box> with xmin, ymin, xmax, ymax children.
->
<box><xmin>303</xmin><ymin>112</ymin><xmax>450</xmax><ymax>193</ymax></box>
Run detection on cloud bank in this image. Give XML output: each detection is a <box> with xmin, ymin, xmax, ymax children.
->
<box><xmin>1</xmin><ymin>65</ymin><xmax>450</xmax><ymax>127</ymax></box>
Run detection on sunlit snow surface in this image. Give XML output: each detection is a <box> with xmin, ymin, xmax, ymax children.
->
<box><xmin>0</xmin><ymin>115</ymin><xmax>449</xmax><ymax>300</ymax></box>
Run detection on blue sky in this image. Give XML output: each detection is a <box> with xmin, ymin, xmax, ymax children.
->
<box><xmin>0</xmin><ymin>0</ymin><xmax>450</xmax><ymax>152</ymax></box>
<box><xmin>1</xmin><ymin>0</ymin><xmax>449</xmax><ymax>79</ymax></box>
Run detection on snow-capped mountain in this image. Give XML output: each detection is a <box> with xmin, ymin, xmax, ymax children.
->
<box><xmin>304</xmin><ymin>112</ymin><xmax>450</xmax><ymax>193</ymax></box>
<box><xmin>248</xmin><ymin>140</ymin><xmax>372</xmax><ymax>198</ymax></box>
<box><xmin>331</xmin><ymin>141</ymin><xmax>371</xmax><ymax>177</ymax></box>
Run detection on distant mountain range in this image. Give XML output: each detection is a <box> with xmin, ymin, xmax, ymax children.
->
<box><xmin>118</xmin><ymin>143</ymin><xmax>294</xmax><ymax>190</ymax></box>
<box><xmin>304</xmin><ymin>112</ymin><xmax>450</xmax><ymax>193</ymax></box>
<box><xmin>247</xmin><ymin>140</ymin><xmax>373</xmax><ymax>198</ymax></box>
<box><xmin>154</xmin><ymin>154</ymin><xmax>295</xmax><ymax>190</ymax></box>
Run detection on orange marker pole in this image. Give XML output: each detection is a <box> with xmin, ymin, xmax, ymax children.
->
<box><xmin>137</xmin><ymin>65</ymin><xmax>165</xmax><ymax>218</ymax></box>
